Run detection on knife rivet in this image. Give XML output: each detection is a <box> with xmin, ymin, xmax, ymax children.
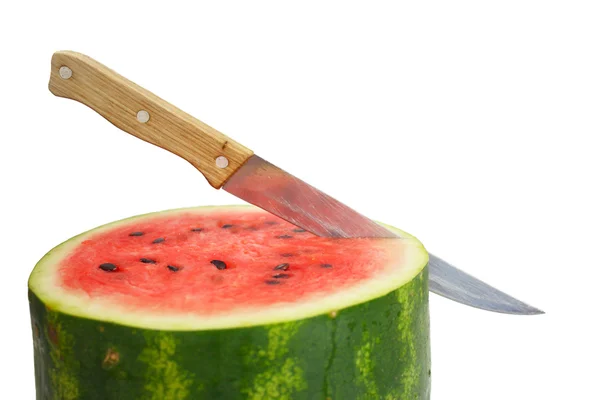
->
<box><xmin>59</xmin><ymin>66</ymin><xmax>72</xmax><ymax>79</ymax></box>
<box><xmin>136</xmin><ymin>110</ymin><xmax>150</xmax><ymax>123</ymax></box>
<box><xmin>215</xmin><ymin>156</ymin><xmax>229</xmax><ymax>169</ymax></box>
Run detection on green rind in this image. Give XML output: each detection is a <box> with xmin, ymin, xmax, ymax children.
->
<box><xmin>29</xmin><ymin>267</ymin><xmax>430</xmax><ymax>399</ymax></box>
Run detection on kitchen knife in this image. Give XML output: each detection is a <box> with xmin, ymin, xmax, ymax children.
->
<box><xmin>48</xmin><ymin>51</ymin><xmax>543</xmax><ymax>315</ymax></box>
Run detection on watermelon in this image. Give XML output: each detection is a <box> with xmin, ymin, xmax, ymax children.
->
<box><xmin>28</xmin><ymin>205</ymin><xmax>431</xmax><ymax>399</ymax></box>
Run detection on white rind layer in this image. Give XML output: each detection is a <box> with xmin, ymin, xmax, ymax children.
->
<box><xmin>28</xmin><ymin>206</ymin><xmax>428</xmax><ymax>331</ymax></box>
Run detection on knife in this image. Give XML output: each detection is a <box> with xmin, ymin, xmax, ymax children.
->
<box><xmin>48</xmin><ymin>51</ymin><xmax>543</xmax><ymax>315</ymax></box>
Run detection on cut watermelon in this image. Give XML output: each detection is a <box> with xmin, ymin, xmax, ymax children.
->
<box><xmin>28</xmin><ymin>206</ymin><xmax>430</xmax><ymax>399</ymax></box>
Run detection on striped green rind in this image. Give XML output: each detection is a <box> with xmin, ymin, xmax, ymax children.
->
<box><xmin>29</xmin><ymin>266</ymin><xmax>430</xmax><ymax>399</ymax></box>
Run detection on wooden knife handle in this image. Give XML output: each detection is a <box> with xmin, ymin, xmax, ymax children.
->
<box><xmin>48</xmin><ymin>51</ymin><xmax>253</xmax><ymax>189</ymax></box>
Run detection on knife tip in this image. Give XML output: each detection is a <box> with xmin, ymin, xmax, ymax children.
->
<box><xmin>525</xmin><ymin>307</ymin><xmax>545</xmax><ymax>315</ymax></box>
<box><xmin>503</xmin><ymin>303</ymin><xmax>545</xmax><ymax>316</ymax></box>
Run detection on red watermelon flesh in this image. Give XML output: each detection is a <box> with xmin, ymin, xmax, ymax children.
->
<box><xmin>32</xmin><ymin>206</ymin><xmax>427</xmax><ymax>330</ymax></box>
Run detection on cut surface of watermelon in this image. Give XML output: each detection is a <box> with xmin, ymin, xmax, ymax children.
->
<box><xmin>29</xmin><ymin>206</ymin><xmax>427</xmax><ymax>330</ymax></box>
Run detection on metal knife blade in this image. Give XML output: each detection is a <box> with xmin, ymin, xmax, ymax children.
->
<box><xmin>428</xmin><ymin>254</ymin><xmax>543</xmax><ymax>314</ymax></box>
<box><xmin>224</xmin><ymin>155</ymin><xmax>395</xmax><ymax>238</ymax></box>
<box><xmin>225</xmin><ymin>155</ymin><xmax>544</xmax><ymax>315</ymax></box>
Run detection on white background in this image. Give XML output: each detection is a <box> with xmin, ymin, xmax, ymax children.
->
<box><xmin>1</xmin><ymin>1</ymin><xmax>598</xmax><ymax>399</ymax></box>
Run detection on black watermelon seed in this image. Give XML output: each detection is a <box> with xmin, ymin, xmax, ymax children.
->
<box><xmin>320</xmin><ymin>263</ymin><xmax>333</xmax><ymax>268</ymax></box>
<box><xmin>276</xmin><ymin>235</ymin><xmax>293</xmax><ymax>239</ymax></box>
<box><xmin>190</xmin><ymin>228</ymin><xmax>203</xmax><ymax>232</ymax></box>
<box><xmin>99</xmin><ymin>263</ymin><xmax>117</xmax><ymax>272</ymax></box>
<box><xmin>129</xmin><ymin>232</ymin><xmax>144</xmax><ymax>237</ymax></box>
<box><xmin>273</xmin><ymin>273</ymin><xmax>290</xmax><ymax>279</ymax></box>
<box><xmin>265</xmin><ymin>221</ymin><xmax>278</xmax><ymax>225</ymax></box>
<box><xmin>265</xmin><ymin>280</ymin><xmax>281</xmax><ymax>285</ymax></box>
<box><xmin>152</xmin><ymin>238</ymin><xmax>165</xmax><ymax>244</ymax></box>
<box><xmin>140</xmin><ymin>258</ymin><xmax>156</xmax><ymax>264</ymax></box>
<box><xmin>274</xmin><ymin>263</ymin><xmax>290</xmax><ymax>271</ymax></box>
<box><xmin>210</xmin><ymin>260</ymin><xmax>227</xmax><ymax>270</ymax></box>
<box><xmin>167</xmin><ymin>265</ymin><xmax>181</xmax><ymax>272</ymax></box>
<box><xmin>292</xmin><ymin>229</ymin><xmax>306</xmax><ymax>233</ymax></box>
<box><xmin>281</xmin><ymin>253</ymin><xmax>294</xmax><ymax>258</ymax></box>
<box><xmin>221</xmin><ymin>224</ymin><xmax>234</xmax><ymax>229</ymax></box>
